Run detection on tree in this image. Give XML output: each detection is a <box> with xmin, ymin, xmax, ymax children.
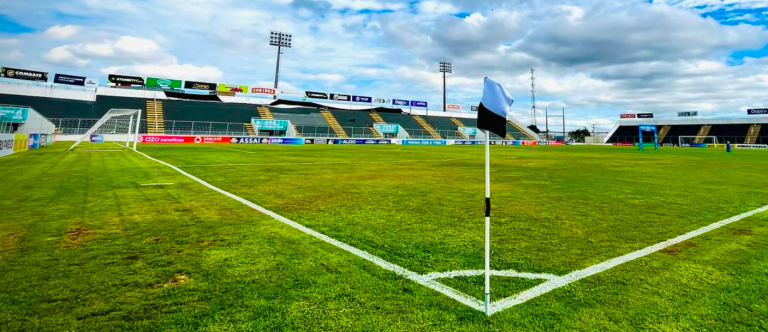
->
<box><xmin>568</xmin><ymin>127</ymin><xmax>591</xmax><ymax>142</ymax></box>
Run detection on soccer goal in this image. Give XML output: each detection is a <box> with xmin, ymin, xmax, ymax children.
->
<box><xmin>68</xmin><ymin>109</ymin><xmax>142</xmax><ymax>151</ymax></box>
<box><xmin>679</xmin><ymin>136</ymin><xmax>718</xmax><ymax>147</ymax></box>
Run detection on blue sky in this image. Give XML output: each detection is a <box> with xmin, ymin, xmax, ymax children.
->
<box><xmin>1</xmin><ymin>0</ymin><xmax>768</xmax><ymax>130</ymax></box>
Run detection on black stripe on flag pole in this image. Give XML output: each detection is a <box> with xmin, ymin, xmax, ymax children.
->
<box><xmin>485</xmin><ymin>197</ymin><xmax>491</xmax><ymax>217</ymax></box>
<box><xmin>477</xmin><ymin>102</ymin><xmax>507</xmax><ymax>138</ymax></box>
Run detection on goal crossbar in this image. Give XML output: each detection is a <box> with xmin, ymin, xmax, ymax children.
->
<box><xmin>68</xmin><ymin>109</ymin><xmax>142</xmax><ymax>151</ymax></box>
<box><xmin>678</xmin><ymin>135</ymin><xmax>718</xmax><ymax>146</ymax></box>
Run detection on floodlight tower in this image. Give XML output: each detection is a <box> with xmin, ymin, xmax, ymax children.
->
<box><xmin>440</xmin><ymin>62</ymin><xmax>452</xmax><ymax>112</ymax></box>
<box><xmin>531</xmin><ymin>68</ymin><xmax>537</xmax><ymax>127</ymax></box>
<box><xmin>270</xmin><ymin>31</ymin><xmax>292</xmax><ymax>100</ymax></box>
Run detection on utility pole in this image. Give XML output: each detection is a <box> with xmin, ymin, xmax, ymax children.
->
<box><xmin>440</xmin><ymin>62</ymin><xmax>452</xmax><ymax>113</ymax></box>
<box><xmin>270</xmin><ymin>31</ymin><xmax>292</xmax><ymax>100</ymax></box>
<box><xmin>545</xmin><ymin>107</ymin><xmax>549</xmax><ymax>140</ymax></box>
<box><xmin>562</xmin><ymin>108</ymin><xmax>566</xmax><ymax>143</ymax></box>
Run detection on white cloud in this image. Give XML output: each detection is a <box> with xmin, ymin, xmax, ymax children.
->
<box><xmin>292</xmin><ymin>72</ymin><xmax>346</xmax><ymax>83</ymax></box>
<box><xmin>42</xmin><ymin>46</ymin><xmax>90</xmax><ymax>67</ymax></box>
<box><xmin>44</xmin><ymin>25</ymin><xmax>81</xmax><ymax>40</ymax></box>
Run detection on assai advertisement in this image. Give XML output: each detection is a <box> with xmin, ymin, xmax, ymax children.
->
<box><xmin>217</xmin><ymin>84</ymin><xmax>248</xmax><ymax>94</ymax></box>
<box><xmin>140</xmin><ymin>135</ymin><xmax>231</xmax><ymax>144</ymax></box>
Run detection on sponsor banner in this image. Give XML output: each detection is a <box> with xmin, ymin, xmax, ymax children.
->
<box><xmin>734</xmin><ymin>144</ymin><xmax>768</xmax><ymax>149</ymax></box>
<box><xmin>89</xmin><ymin>134</ymin><xmax>104</xmax><ymax>143</ymax></box>
<box><xmin>0</xmin><ymin>106</ymin><xmax>29</xmax><ymax>123</ymax></box>
<box><xmin>410</xmin><ymin>100</ymin><xmax>428</xmax><ymax>108</ymax></box>
<box><xmin>375</xmin><ymin>124</ymin><xmax>399</xmax><ymax>134</ymax></box>
<box><xmin>612</xmin><ymin>142</ymin><xmax>635</xmax><ymax>146</ymax></box>
<box><xmin>28</xmin><ymin>134</ymin><xmax>40</xmax><ymax>149</ymax></box>
<box><xmin>633</xmin><ymin>143</ymin><xmax>657</xmax><ymax>148</ymax></box>
<box><xmin>146</xmin><ymin>77</ymin><xmax>182</xmax><ymax>89</ymax></box>
<box><xmin>392</xmin><ymin>99</ymin><xmax>409</xmax><ymax>106</ymax></box>
<box><xmin>139</xmin><ymin>135</ymin><xmax>230</xmax><ymax>144</ymax></box>
<box><xmin>401</xmin><ymin>139</ymin><xmax>447</xmax><ymax>146</ymax></box>
<box><xmin>639</xmin><ymin>125</ymin><xmax>656</xmax><ymax>132</ymax></box>
<box><xmin>218</xmin><ymin>91</ymin><xmax>236</xmax><ymax>97</ymax></box>
<box><xmin>1</xmin><ymin>67</ymin><xmax>48</xmax><ymax>82</ymax></box>
<box><xmin>267</xmin><ymin>138</ymin><xmax>304</xmax><ymax>145</ymax></box>
<box><xmin>108</xmin><ymin>74</ymin><xmax>145</xmax><ymax>86</ymax></box>
<box><xmin>13</xmin><ymin>134</ymin><xmax>28</xmax><ymax>152</ymax></box>
<box><xmin>185</xmin><ymin>80</ymin><xmax>217</xmax><ymax>91</ymax></box>
<box><xmin>447</xmin><ymin>104</ymin><xmax>462</xmax><ymax>110</ymax></box>
<box><xmin>326</xmin><ymin>139</ymin><xmax>391</xmax><ymax>145</ymax></box>
<box><xmin>85</xmin><ymin>78</ymin><xmax>98</xmax><ymax>87</ymax></box>
<box><xmin>330</xmin><ymin>93</ymin><xmax>351</xmax><ymax>102</ymax></box>
<box><xmin>0</xmin><ymin>134</ymin><xmax>14</xmax><ymax>158</ymax></box>
<box><xmin>748</xmin><ymin>108</ymin><xmax>768</xmax><ymax>115</ymax></box>
<box><xmin>678</xmin><ymin>111</ymin><xmax>698</xmax><ymax>117</ymax></box>
<box><xmin>54</xmin><ymin>73</ymin><xmax>86</xmax><ymax>86</ymax></box>
<box><xmin>306</xmin><ymin>91</ymin><xmax>328</xmax><ymax>99</ymax></box>
<box><xmin>253</xmin><ymin>119</ymin><xmax>289</xmax><ymax>131</ymax></box>
<box><xmin>373</xmin><ymin>98</ymin><xmax>391</xmax><ymax>104</ymax></box>
<box><xmin>251</xmin><ymin>87</ymin><xmax>276</xmax><ymax>95</ymax></box>
<box><xmin>508</xmin><ymin>140</ymin><xmax>539</xmax><ymax>146</ymax></box>
<box><xmin>39</xmin><ymin>134</ymin><xmax>48</xmax><ymax>147</ymax></box>
<box><xmin>471</xmin><ymin>106</ymin><xmax>479</xmax><ymax>112</ymax></box>
<box><xmin>620</xmin><ymin>114</ymin><xmax>636</xmax><ymax>119</ymax></box>
<box><xmin>453</xmin><ymin>140</ymin><xmax>481</xmax><ymax>145</ymax></box>
<box><xmin>663</xmin><ymin>143</ymin><xmax>675</xmax><ymax>147</ymax></box>
<box><xmin>230</xmin><ymin>137</ymin><xmax>262</xmax><ymax>144</ymax></box>
<box><xmin>352</xmin><ymin>95</ymin><xmax>372</xmax><ymax>103</ymax></box>
<box><xmin>537</xmin><ymin>141</ymin><xmax>563</xmax><ymax>146</ymax></box>
<box><xmin>217</xmin><ymin>84</ymin><xmax>248</xmax><ymax>94</ymax></box>
<box><xmin>637</xmin><ymin>113</ymin><xmax>654</xmax><ymax>118</ymax></box>
<box><xmin>680</xmin><ymin>143</ymin><xmax>707</xmax><ymax>148</ymax></box>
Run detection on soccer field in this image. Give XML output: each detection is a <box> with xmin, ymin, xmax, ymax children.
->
<box><xmin>1</xmin><ymin>143</ymin><xmax>767</xmax><ymax>331</ymax></box>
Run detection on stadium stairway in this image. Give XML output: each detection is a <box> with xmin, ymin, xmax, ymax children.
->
<box><xmin>146</xmin><ymin>100</ymin><xmax>165</xmax><ymax>134</ymax></box>
<box><xmin>369</xmin><ymin>112</ymin><xmax>385</xmax><ymax>138</ymax></box>
<box><xmin>257</xmin><ymin>106</ymin><xmax>274</xmax><ymax>119</ymax></box>
<box><xmin>245</xmin><ymin>123</ymin><xmax>256</xmax><ymax>136</ymax></box>
<box><xmin>413</xmin><ymin>115</ymin><xmax>442</xmax><ymax>139</ymax></box>
<box><xmin>320</xmin><ymin>109</ymin><xmax>349</xmax><ymax>138</ymax></box>
<box><xmin>745</xmin><ymin>125</ymin><xmax>761</xmax><ymax>144</ymax></box>
<box><xmin>694</xmin><ymin>125</ymin><xmax>712</xmax><ymax>144</ymax></box>
<box><xmin>450</xmin><ymin>118</ymin><xmax>468</xmax><ymax>139</ymax></box>
<box><xmin>657</xmin><ymin>125</ymin><xmax>671</xmax><ymax>143</ymax></box>
<box><xmin>508</xmin><ymin>121</ymin><xmax>537</xmax><ymax>140</ymax></box>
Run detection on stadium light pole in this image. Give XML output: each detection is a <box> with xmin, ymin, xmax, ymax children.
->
<box><xmin>439</xmin><ymin>62</ymin><xmax>452</xmax><ymax>113</ymax></box>
<box><xmin>270</xmin><ymin>31</ymin><xmax>292</xmax><ymax>100</ymax></box>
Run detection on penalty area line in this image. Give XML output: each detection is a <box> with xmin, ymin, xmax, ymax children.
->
<box><xmin>489</xmin><ymin>204</ymin><xmax>768</xmax><ymax>315</ymax></box>
<box><xmin>134</xmin><ymin>150</ymin><xmax>484</xmax><ymax>312</ymax></box>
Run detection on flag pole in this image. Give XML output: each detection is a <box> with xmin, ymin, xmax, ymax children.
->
<box><xmin>484</xmin><ymin>129</ymin><xmax>491</xmax><ymax>316</ymax></box>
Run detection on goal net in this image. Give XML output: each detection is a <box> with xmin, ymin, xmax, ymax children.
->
<box><xmin>68</xmin><ymin>109</ymin><xmax>141</xmax><ymax>151</ymax></box>
<box><xmin>679</xmin><ymin>136</ymin><xmax>718</xmax><ymax>147</ymax></box>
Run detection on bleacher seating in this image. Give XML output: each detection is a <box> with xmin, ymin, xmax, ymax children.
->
<box><xmin>607</xmin><ymin>123</ymin><xmax>767</xmax><ymax>145</ymax></box>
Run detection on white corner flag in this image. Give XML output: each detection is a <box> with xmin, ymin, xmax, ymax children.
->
<box><xmin>476</xmin><ymin>77</ymin><xmax>514</xmax><ymax>316</ymax></box>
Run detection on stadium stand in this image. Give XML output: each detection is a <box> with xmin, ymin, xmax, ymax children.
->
<box><xmin>0</xmin><ymin>84</ymin><xmax>538</xmax><ymax>140</ymax></box>
<box><xmin>605</xmin><ymin>118</ymin><xmax>768</xmax><ymax>145</ymax></box>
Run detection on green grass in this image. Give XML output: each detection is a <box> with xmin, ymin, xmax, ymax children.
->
<box><xmin>0</xmin><ymin>143</ymin><xmax>767</xmax><ymax>331</ymax></box>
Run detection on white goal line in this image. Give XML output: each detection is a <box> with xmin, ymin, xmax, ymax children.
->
<box><xmin>134</xmin><ymin>149</ymin><xmax>768</xmax><ymax>316</ymax></box>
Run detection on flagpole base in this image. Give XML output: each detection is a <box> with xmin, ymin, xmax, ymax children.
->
<box><xmin>484</xmin><ymin>293</ymin><xmax>490</xmax><ymax>316</ymax></box>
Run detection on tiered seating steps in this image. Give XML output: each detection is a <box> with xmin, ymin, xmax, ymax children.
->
<box><xmin>321</xmin><ymin>109</ymin><xmax>348</xmax><ymax>138</ymax></box>
<box><xmin>745</xmin><ymin>125</ymin><xmax>761</xmax><ymax>144</ymax></box>
<box><xmin>146</xmin><ymin>100</ymin><xmax>165</xmax><ymax>134</ymax></box>
<box><xmin>693</xmin><ymin>125</ymin><xmax>712</xmax><ymax>144</ymax></box>
<box><xmin>412</xmin><ymin>115</ymin><xmax>442</xmax><ymax>139</ymax></box>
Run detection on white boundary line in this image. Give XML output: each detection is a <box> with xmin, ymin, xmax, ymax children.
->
<box><xmin>422</xmin><ymin>270</ymin><xmax>559</xmax><ymax>281</ymax></box>
<box><xmin>489</xmin><ymin>204</ymin><xmax>768</xmax><ymax>315</ymax></box>
<box><xmin>135</xmin><ymin>150</ymin><xmax>483</xmax><ymax>311</ymax></box>
<box><xmin>140</xmin><ymin>183</ymin><xmax>175</xmax><ymax>186</ymax></box>
<box><xmin>135</xmin><ymin>149</ymin><xmax>768</xmax><ymax>316</ymax></box>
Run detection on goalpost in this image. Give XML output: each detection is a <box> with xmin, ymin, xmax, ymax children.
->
<box><xmin>68</xmin><ymin>109</ymin><xmax>142</xmax><ymax>151</ymax></box>
<box><xmin>679</xmin><ymin>136</ymin><xmax>718</xmax><ymax>147</ymax></box>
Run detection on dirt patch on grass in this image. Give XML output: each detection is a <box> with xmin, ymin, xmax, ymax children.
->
<box><xmin>195</xmin><ymin>239</ymin><xmax>217</xmax><ymax>248</ymax></box>
<box><xmin>146</xmin><ymin>236</ymin><xmax>162</xmax><ymax>243</ymax></box>
<box><xmin>63</xmin><ymin>227</ymin><xmax>97</xmax><ymax>248</ymax></box>
<box><xmin>661</xmin><ymin>241</ymin><xmax>696</xmax><ymax>256</ymax></box>
<box><xmin>1</xmin><ymin>232</ymin><xmax>23</xmax><ymax>259</ymax></box>
<box><xmin>733</xmin><ymin>229</ymin><xmax>754</xmax><ymax>236</ymax></box>
<box><xmin>154</xmin><ymin>274</ymin><xmax>191</xmax><ymax>289</ymax></box>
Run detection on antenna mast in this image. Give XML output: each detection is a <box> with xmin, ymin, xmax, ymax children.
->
<box><xmin>531</xmin><ymin>68</ymin><xmax>537</xmax><ymax>127</ymax></box>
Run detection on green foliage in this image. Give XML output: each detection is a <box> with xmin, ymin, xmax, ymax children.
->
<box><xmin>0</xmin><ymin>143</ymin><xmax>767</xmax><ymax>331</ymax></box>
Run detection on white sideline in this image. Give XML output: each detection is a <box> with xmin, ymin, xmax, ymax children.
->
<box><xmin>135</xmin><ymin>149</ymin><xmax>768</xmax><ymax>316</ymax></box>
<box><xmin>422</xmin><ymin>270</ymin><xmax>559</xmax><ymax>281</ymax></box>
<box><xmin>135</xmin><ymin>150</ymin><xmax>484</xmax><ymax>311</ymax></box>
<box><xmin>140</xmin><ymin>183</ymin><xmax>175</xmax><ymax>186</ymax></box>
<box><xmin>489</xmin><ymin>204</ymin><xmax>768</xmax><ymax>315</ymax></box>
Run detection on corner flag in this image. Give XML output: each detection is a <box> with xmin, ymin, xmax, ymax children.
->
<box><xmin>477</xmin><ymin>77</ymin><xmax>514</xmax><ymax>316</ymax></box>
<box><xmin>477</xmin><ymin>77</ymin><xmax>514</xmax><ymax>138</ymax></box>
